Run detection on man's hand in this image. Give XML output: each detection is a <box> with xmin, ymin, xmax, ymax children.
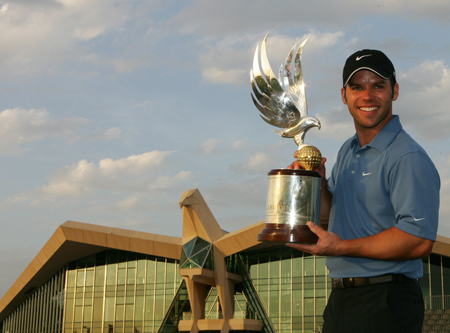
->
<box><xmin>286</xmin><ymin>152</ymin><xmax>301</xmax><ymax>169</ymax></box>
<box><xmin>287</xmin><ymin>221</ymin><xmax>434</xmax><ymax>261</ymax></box>
<box><xmin>286</xmin><ymin>222</ymin><xmax>343</xmax><ymax>256</ymax></box>
<box><xmin>287</xmin><ymin>151</ymin><xmax>327</xmax><ymax>180</ymax></box>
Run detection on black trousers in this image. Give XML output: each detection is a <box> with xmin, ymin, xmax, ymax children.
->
<box><xmin>322</xmin><ymin>283</ymin><xmax>424</xmax><ymax>333</ymax></box>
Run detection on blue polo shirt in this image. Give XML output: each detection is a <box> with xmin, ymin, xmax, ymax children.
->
<box><xmin>326</xmin><ymin>115</ymin><xmax>440</xmax><ymax>279</ymax></box>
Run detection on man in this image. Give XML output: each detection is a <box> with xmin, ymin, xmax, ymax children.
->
<box><xmin>287</xmin><ymin>49</ymin><xmax>440</xmax><ymax>332</ymax></box>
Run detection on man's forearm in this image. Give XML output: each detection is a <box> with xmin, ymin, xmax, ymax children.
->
<box><xmin>329</xmin><ymin>226</ymin><xmax>433</xmax><ymax>261</ymax></box>
<box><xmin>288</xmin><ymin>223</ymin><xmax>434</xmax><ymax>261</ymax></box>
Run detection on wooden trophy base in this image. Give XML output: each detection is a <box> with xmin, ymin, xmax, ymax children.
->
<box><xmin>257</xmin><ymin>223</ymin><xmax>318</xmax><ymax>243</ymax></box>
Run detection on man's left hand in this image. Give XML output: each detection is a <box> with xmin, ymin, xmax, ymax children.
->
<box><xmin>286</xmin><ymin>222</ymin><xmax>343</xmax><ymax>256</ymax></box>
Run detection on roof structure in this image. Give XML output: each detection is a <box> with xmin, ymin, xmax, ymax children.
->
<box><xmin>0</xmin><ymin>220</ymin><xmax>182</xmax><ymax>321</ymax></box>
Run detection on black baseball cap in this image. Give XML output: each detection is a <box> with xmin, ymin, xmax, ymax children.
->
<box><xmin>343</xmin><ymin>49</ymin><xmax>396</xmax><ymax>86</ymax></box>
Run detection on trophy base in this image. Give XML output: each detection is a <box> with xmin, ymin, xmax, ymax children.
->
<box><xmin>257</xmin><ymin>223</ymin><xmax>318</xmax><ymax>244</ymax></box>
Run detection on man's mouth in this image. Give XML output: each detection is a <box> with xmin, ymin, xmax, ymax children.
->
<box><xmin>359</xmin><ymin>106</ymin><xmax>379</xmax><ymax>112</ymax></box>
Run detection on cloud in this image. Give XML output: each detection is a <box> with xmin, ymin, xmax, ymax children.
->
<box><xmin>81</xmin><ymin>53</ymin><xmax>145</xmax><ymax>74</ymax></box>
<box><xmin>0</xmin><ymin>108</ymin><xmax>89</xmax><ymax>155</ymax></box>
<box><xmin>202</xmin><ymin>68</ymin><xmax>248</xmax><ymax>86</ymax></box>
<box><xmin>0</xmin><ymin>108</ymin><xmax>125</xmax><ymax>154</ymax></box>
<box><xmin>117</xmin><ymin>195</ymin><xmax>140</xmax><ymax>210</ymax></box>
<box><xmin>2</xmin><ymin>0</ymin><xmax>448</xmax><ymax>79</ymax></box>
<box><xmin>42</xmin><ymin>151</ymin><xmax>177</xmax><ymax>195</ymax></box>
<box><xmin>199</xmin><ymin>31</ymin><xmax>345</xmax><ymax>86</ymax></box>
<box><xmin>98</xmin><ymin>151</ymin><xmax>172</xmax><ymax>176</ymax></box>
<box><xmin>3</xmin><ymin>150</ymin><xmax>192</xmax><ymax>214</ymax></box>
<box><xmin>244</xmin><ymin>152</ymin><xmax>271</xmax><ymax>171</ymax></box>
<box><xmin>231</xmin><ymin>140</ymin><xmax>245</xmax><ymax>150</ymax></box>
<box><xmin>0</xmin><ymin>0</ymin><xmax>133</xmax><ymax>76</ymax></box>
<box><xmin>150</xmin><ymin>171</ymin><xmax>193</xmax><ymax>190</ymax></box>
<box><xmin>115</xmin><ymin>170</ymin><xmax>192</xmax><ymax>210</ymax></box>
<box><xmin>200</xmin><ymin>138</ymin><xmax>222</xmax><ymax>154</ymax></box>
<box><xmin>316</xmin><ymin>107</ymin><xmax>355</xmax><ymax>141</ymax></box>
<box><xmin>200</xmin><ymin>176</ymin><xmax>267</xmax><ymax>231</ymax></box>
<box><xmin>90</xmin><ymin>127</ymin><xmax>123</xmax><ymax>141</ymax></box>
<box><xmin>73</xmin><ymin>26</ymin><xmax>106</xmax><ymax>41</ymax></box>
<box><xmin>169</xmin><ymin>0</ymin><xmax>449</xmax><ymax>38</ymax></box>
<box><xmin>42</xmin><ymin>160</ymin><xmax>98</xmax><ymax>195</ymax></box>
<box><xmin>397</xmin><ymin>60</ymin><xmax>450</xmax><ymax>140</ymax></box>
<box><xmin>112</xmin><ymin>58</ymin><xmax>144</xmax><ymax>74</ymax></box>
<box><xmin>230</xmin><ymin>152</ymin><xmax>273</xmax><ymax>175</ymax></box>
<box><xmin>169</xmin><ymin>1</ymin><xmax>351</xmax><ymax>37</ymax></box>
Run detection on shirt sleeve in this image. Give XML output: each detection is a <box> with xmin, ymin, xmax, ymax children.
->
<box><xmin>389</xmin><ymin>151</ymin><xmax>440</xmax><ymax>241</ymax></box>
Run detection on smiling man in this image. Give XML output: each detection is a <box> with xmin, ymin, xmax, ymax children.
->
<box><xmin>288</xmin><ymin>50</ymin><xmax>440</xmax><ymax>332</ymax></box>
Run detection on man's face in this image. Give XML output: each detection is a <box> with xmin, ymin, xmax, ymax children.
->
<box><xmin>341</xmin><ymin>70</ymin><xmax>399</xmax><ymax>134</ymax></box>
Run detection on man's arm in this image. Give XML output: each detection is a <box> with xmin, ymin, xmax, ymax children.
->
<box><xmin>287</xmin><ymin>222</ymin><xmax>434</xmax><ymax>261</ymax></box>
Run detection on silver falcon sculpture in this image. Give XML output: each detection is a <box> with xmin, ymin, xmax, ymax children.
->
<box><xmin>250</xmin><ymin>34</ymin><xmax>321</xmax><ymax>149</ymax></box>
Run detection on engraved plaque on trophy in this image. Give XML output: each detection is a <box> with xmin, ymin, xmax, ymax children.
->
<box><xmin>250</xmin><ymin>34</ymin><xmax>322</xmax><ymax>243</ymax></box>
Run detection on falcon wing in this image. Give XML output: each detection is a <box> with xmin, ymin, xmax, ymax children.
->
<box><xmin>279</xmin><ymin>38</ymin><xmax>309</xmax><ymax>118</ymax></box>
<box><xmin>250</xmin><ymin>34</ymin><xmax>301</xmax><ymax>129</ymax></box>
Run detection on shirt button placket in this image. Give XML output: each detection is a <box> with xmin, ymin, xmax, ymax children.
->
<box><xmin>351</xmin><ymin>152</ymin><xmax>361</xmax><ymax>178</ymax></box>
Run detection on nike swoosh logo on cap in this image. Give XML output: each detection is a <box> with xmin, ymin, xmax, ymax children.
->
<box><xmin>356</xmin><ymin>54</ymin><xmax>372</xmax><ymax>61</ymax></box>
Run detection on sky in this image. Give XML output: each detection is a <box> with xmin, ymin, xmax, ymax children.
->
<box><xmin>1</xmin><ymin>0</ymin><xmax>450</xmax><ymax>298</ymax></box>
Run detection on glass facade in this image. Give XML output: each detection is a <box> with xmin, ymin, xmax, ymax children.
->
<box><xmin>1</xmin><ymin>250</ymin><xmax>182</xmax><ymax>333</ymax></box>
<box><xmin>158</xmin><ymin>280</ymin><xmax>190</xmax><ymax>332</ymax></box>
<box><xmin>240</xmin><ymin>247</ymin><xmax>330</xmax><ymax>333</ymax></box>
<box><xmin>421</xmin><ymin>253</ymin><xmax>450</xmax><ymax>310</ymax></box>
<box><xmin>2</xmin><ymin>248</ymin><xmax>450</xmax><ymax>333</ymax></box>
<box><xmin>0</xmin><ymin>269</ymin><xmax>65</xmax><ymax>333</ymax></box>
<box><xmin>63</xmin><ymin>250</ymin><xmax>182</xmax><ymax>333</ymax></box>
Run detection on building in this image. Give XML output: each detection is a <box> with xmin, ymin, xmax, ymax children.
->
<box><xmin>1</xmin><ymin>189</ymin><xmax>450</xmax><ymax>333</ymax></box>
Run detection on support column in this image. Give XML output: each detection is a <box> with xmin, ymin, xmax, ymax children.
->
<box><xmin>183</xmin><ymin>277</ymin><xmax>206</xmax><ymax>333</ymax></box>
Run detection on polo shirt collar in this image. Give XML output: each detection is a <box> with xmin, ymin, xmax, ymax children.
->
<box><xmin>350</xmin><ymin>115</ymin><xmax>403</xmax><ymax>152</ymax></box>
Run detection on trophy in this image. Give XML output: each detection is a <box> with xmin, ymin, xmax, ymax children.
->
<box><xmin>250</xmin><ymin>34</ymin><xmax>322</xmax><ymax>243</ymax></box>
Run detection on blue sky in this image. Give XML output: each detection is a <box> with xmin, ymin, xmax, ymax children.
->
<box><xmin>1</xmin><ymin>0</ymin><xmax>450</xmax><ymax>298</ymax></box>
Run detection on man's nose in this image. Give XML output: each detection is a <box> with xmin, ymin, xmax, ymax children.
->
<box><xmin>361</xmin><ymin>88</ymin><xmax>374</xmax><ymax>100</ymax></box>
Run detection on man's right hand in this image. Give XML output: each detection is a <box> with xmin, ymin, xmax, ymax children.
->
<box><xmin>287</xmin><ymin>151</ymin><xmax>327</xmax><ymax>180</ymax></box>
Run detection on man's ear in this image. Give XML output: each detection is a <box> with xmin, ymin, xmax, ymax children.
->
<box><xmin>341</xmin><ymin>86</ymin><xmax>348</xmax><ymax>105</ymax></box>
<box><xmin>392</xmin><ymin>83</ymin><xmax>399</xmax><ymax>101</ymax></box>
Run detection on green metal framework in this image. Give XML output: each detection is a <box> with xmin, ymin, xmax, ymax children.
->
<box><xmin>237</xmin><ymin>255</ymin><xmax>276</xmax><ymax>333</ymax></box>
<box><xmin>157</xmin><ymin>280</ymin><xmax>190</xmax><ymax>333</ymax></box>
<box><xmin>180</xmin><ymin>237</ymin><xmax>214</xmax><ymax>270</ymax></box>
